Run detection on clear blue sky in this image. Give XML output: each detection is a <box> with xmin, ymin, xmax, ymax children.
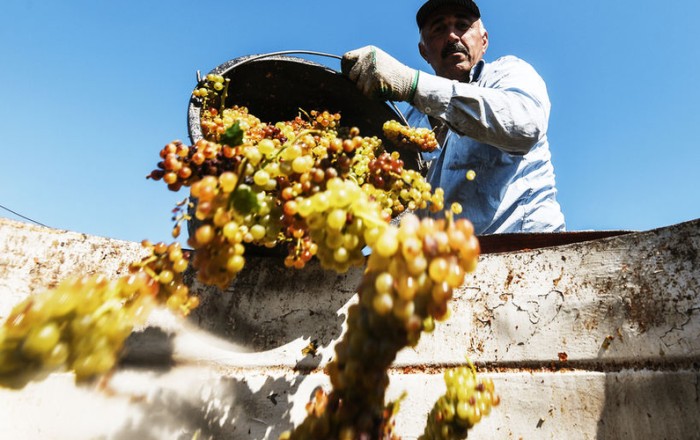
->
<box><xmin>1</xmin><ymin>0</ymin><xmax>699</xmax><ymax>245</ymax></box>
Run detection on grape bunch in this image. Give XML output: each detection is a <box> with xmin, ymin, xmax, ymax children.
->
<box><xmin>185</xmin><ymin>175</ymin><xmax>269</xmax><ymax>288</ymax></box>
<box><xmin>295</xmin><ymin>177</ymin><xmax>390</xmax><ymax>273</ymax></box>
<box><xmin>147</xmin><ymin>138</ymin><xmax>241</xmax><ymax>192</ymax></box>
<box><xmin>310</xmin><ymin>109</ymin><xmax>341</xmax><ymax>129</ymax></box>
<box><xmin>149</xmin><ymin>89</ymin><xmax>446</xmax><ymax>281</ymax></box>
<box><xmin>363</xmin><ymin>152</ymin><xmax>446</xmax><ymax>217</ymax></box>
<box><xmin>203</xmin><ymin>106</ymin><xmax>263</xmax><ymax>143</ymax></box>
<box><xmin>0</xmin><ymin>238</ymin><xmax>203</xmax><ymax>384</ymax></box>
<box><xmin>383</xmin><ymin>120</ymin><xmax>439</xmax><ymax>153</ymax></box>
<box><xmin>366</xmin><ymin>151</ymin><xmax>404</xmax><ymax>191</ymax></box>
<box><xmin>420</xmin><ymin>365</ymin><xmax>500</xmax><ymax>440</ymax></box>
<box><xmin>192</xmin><ymin>74</ymin><xmax>230</xmax><ymax>122</ymax></box>
<box><xmin>284</xmin><ymin>212</ymin><xmax>481</xmax><ymax>439</ymax></box>
<box><xmin>362</xmin><ymin>213</ymin><xmax>478</xmax><ymax>344</ymax></box>
<box><xmin>193</xmin><ymin>73</ymin><xmax>226</xmax><ymax>98</ymax></box>
<box><xmin>0</xmin><ymin>272</ymin><xmax>157</xmax><ymax>383</ymax></box>
<box><xmin>132</xmin><ymin>240</ymin><xmax>199</xmax><ymax>315</ymax></box>
<box><xmin>147</xmin><ymin>108</ymin><xmax>261</xmax><ymax>193</ymax></box>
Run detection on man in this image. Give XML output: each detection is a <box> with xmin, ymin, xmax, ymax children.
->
<box><xmin>342</xmin><ymin>0</ymin><xmax>565</xmax><ymax>234</ymax></box>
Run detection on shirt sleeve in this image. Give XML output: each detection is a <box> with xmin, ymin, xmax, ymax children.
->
<box><xmin>412</xmin><ymin>56</ymin><xmax>551</xmax><ymax>155</ymax></box>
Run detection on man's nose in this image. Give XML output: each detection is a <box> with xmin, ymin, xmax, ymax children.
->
<box><xmin>445</xmin><ymin>25</ymin><xmax>463</xmax><ymax>41</ymax></box>
<box><xmin>447</xmin><ymin>30</ymin><xmax>461</xmax><ymax>43</ymax></box>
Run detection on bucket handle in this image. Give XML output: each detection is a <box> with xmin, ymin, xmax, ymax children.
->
<box><xmin>196</xmin><ymin>50</ymin><xmax>410</xmax><ymax>127</ymax></box>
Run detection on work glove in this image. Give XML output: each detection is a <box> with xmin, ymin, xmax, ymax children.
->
<box><xmin>342</xmin><ymin>46</ymin><xmax>420</xmax><ymax>102</ymax></box>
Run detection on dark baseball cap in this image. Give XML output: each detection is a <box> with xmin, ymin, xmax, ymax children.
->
<box><xmin>416</xmin><ymin>0</ymin><xmax>481</xmax><ymax>29</ymax></box>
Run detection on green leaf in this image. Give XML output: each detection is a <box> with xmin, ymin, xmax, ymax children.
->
<box><xmin>220</xmin><ymin>121</ymin><xmax>244</xmax><ymax>147</ymax></box>
<box><xmin>231</xmin><ymin>184</ymin><xmax>259</xmax><ymax>214</ymax></box>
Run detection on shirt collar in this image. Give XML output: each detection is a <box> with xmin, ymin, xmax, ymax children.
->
<box><xmin>469</xmin><ymin>60</ymin><xmax>485</xmax><ymax>83</ymax></box>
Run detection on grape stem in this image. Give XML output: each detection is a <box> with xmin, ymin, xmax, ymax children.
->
<box><xmin>298</xmin><ymin>108</ymin><xmax>311</xmax><ymax>120</ymax></box>
<box><xmin>225</xmin><ymin>158</ymin><xmax>249</xmax><ymax>210</ymax></box>
<box><xmin>253</xmin><ymin>127</ymin><xmax>324</xmax><ymax>178</ymax></box>
<box><xmin>264</xmin><ymin>129</ymin><xmax>324</xmax><ymax>165</ymax></box>
<box><xmin>93</xmin><ymin>299</ymin><xmax>125</xmax><ymax>319</ymax></box>
<box><xmin>131</xmin><ymin>255</ymin><xmax>159</xmax><ymax>281</ymax></box>
<box><xmin>353</xmin><ymin>209</ymin><xmax>389</xmax><ymax>230</ymax></box>
<box><xmin>219</xmin><ymin>78</ymin><xmax>231</xmax><ymax>116</ymax></box>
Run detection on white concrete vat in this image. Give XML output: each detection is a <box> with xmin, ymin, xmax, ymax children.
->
<box><xmin>0</xmin><ymin>217</ymin><xmax>698</xmax><ymax>439</ymax></box>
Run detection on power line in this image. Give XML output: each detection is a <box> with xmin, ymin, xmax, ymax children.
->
<box><xmin>0</xmin><ymin>203</ymin><xmax>49</xmax><ymax>228</ymax></box>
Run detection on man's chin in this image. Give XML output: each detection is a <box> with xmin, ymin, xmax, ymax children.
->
<box><xmin>443</xmin><ymin>51</ymin><xmax>467</xmax><ymax>60</ymax></box>
<box><xmin>438</xmin><ymin>65</ymin><xmax>471</xmax><ymax>81</ymax></box>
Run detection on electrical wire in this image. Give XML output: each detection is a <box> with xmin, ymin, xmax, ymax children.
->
<box><xmin>0</xmin><ymin>203</ymin><xmax>49</xmax><ymax>228</ymax></box>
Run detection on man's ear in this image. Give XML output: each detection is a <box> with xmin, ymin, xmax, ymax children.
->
<box><xmin>419</xmin><ymin>41</ymin><xmax>429</xmax><ymax>63</ymax></box>
<box><xmin>481</xmin><ymin>30</ymin><xmax>489</xmax><ymax>56</ymax></box>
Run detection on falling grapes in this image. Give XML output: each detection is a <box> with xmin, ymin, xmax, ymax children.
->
<box><xmin>0</xmin><ymin>272</ymin><xmax>156</xmax><ymax>383</ymax></box>
<box><xmin>148</xmin><ymin>80</ymin><xmax>446</xmax><ymax>278</ymax></box>
<box><xmin>0</xmin><ymin>69</ymin><xmax>497</xmax><ymax>439</ymax></box>
<box><xmin>0</xmin><ymin>239</ymin><xmax>201</xmax><ymax>384</ymax></box>
<box><xmin>420</xmin><ymin>363</ymin><xmax>500</xmax><ymax>440</ymax></box>
<box><xmin>283</xmin><ymin>212</ymin><xmax>482</xmax><ymax>439</ymax></box>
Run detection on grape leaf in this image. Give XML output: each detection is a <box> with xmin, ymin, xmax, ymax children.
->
<box><xmin>231</xmin><ymin>184</ymin><xmax>258</xmax><ymax>214</ymax></box>
<box><xmin>220</xmin><ymin>121</ymin><xmax>244</xmax><ymax>147</ymax></box>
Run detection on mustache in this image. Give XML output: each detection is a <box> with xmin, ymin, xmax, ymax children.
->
<box><xmin>441</xmin><ymin>42</ymin><xmax>469</xmax><ymax>59</ymax></box>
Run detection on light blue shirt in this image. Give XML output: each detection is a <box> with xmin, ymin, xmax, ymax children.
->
<box><xmin>406</xmin><ymin>55</ymin><xmax>565</xmax><ymax>234</ymax></box>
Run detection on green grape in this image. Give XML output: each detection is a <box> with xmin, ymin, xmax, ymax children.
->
<box><xmin>375</xmin><ymin>229</ymin><xmax>399</xmax><ymax>258</ymax></box>
<box><xmin>22</xmin><ymin>322</ymin><xmax>60</xmax><ymax>357</ymax></box>
<box><xmin>326</xmin><ymin>209</ymin><xmax>347</xmax><ymax>231</ymax></box>
<box><xmin>419</xmin><ymin>364</ymin><xmax>499</xmax><ymax>440</ymax></box>
<box><xmin>253</xmin><ymin>170</ymin><xmax>270</xmax><ymax>186</ymax></box>
<box><xmin>374</xmin><ymin>272</ymin><xmax>394</xmax><ymax>295</ymax></box>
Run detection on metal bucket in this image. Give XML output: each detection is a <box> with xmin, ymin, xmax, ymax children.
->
<box><xmin>186</xmin><ymin>51</ymin><xmax>423</xmax><ymax>171</ymax></box>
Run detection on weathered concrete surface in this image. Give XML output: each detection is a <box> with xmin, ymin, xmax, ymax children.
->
<box><xmin>0</xmin><ymin>218</ymin><xmax>147</xmax><ymax>318</ymax></box>
<box><xmin>1</xmin><ymin>217</ymin><xmax>699</xmax><ymax>439</ymax></box>
<box><xmin>0</xmin><ymin>365</ymin><xmax>697</xmax><ymax>440</ymax></box>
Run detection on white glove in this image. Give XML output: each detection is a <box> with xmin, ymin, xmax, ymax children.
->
<box><xmin>342</xmin><ymin>46</ymin><xmax>420</xmax><ymax>102</ymax></box>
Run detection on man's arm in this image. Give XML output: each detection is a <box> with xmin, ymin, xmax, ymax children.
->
<box><xmin>342</xmin><ymin>47</ymin><xmax>549</xmax><ymax>155</ymax></box>
<box><xmin>413</xmin><ymin>57</ymin><xmax>550</xmax><ymax>155</ymax></box>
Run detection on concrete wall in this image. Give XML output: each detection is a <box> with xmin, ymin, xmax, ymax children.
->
<box><xmin>0</xmin><ymin>217</ymin><xmax>698</xmax><ymax>439</ymax></box>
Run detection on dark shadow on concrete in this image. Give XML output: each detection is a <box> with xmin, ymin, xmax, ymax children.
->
<box><xmin>185</xmin><ymin>256</ymin><xmax>359</xmax><ymax>353</ymax></box>
<box><xmin>120</xmin><ymin>327</ymin><xmax>176</xmax><ymax>370</ymax></box>
<box><xmin>110</xmin><ymin>358</ymin><xmax>319</xmax><ymax>440</ymax></box>
<box><xmin>596</xmin><ymin>369</ymin><xmax>700</xmax><ymax>440</ymax></box>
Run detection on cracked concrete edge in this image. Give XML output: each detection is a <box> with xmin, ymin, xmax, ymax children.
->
<box><xmin>0</xmin><ymin>218</ymin><xmax>148</xmax><ymax>318</ymax></box>
<box><xmin>182</xmin><ymin>217</ymin><xmax>700</xmax><ymax>367</ymax></box>
<box><xmin>2</xmin><ymin>217</ymin><xmax>700</xmax><ymax>368</ymax></box>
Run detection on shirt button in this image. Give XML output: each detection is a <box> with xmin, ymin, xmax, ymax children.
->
<box><xmin>424</xmin><ymin>106</ymin><xmax>432</xmax><ymax>114</ymax></box>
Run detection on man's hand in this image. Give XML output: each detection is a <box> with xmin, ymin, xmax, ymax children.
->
<box><xmin>342</xmin><ymin>46</ymin><xmax>419</xmax><ymax>102</ymax></box>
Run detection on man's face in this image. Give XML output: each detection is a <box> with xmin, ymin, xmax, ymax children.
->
<box><xmin>418</xmin><ymin>5</ymin><xmax>488</xmax><ymax>81</ymax></box>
